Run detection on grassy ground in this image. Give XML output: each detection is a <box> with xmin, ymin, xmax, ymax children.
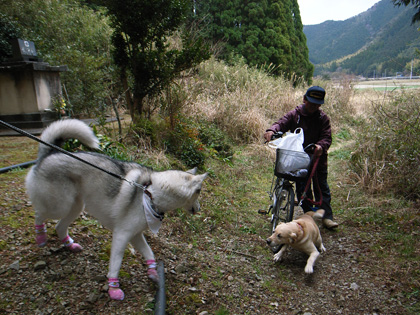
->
<box><xmin>0</xmin><ymin>136</ymin><xmax>38</xmax><ymax>168</ymax></box>
<box><xmin>1</xmin><ymin>59</ymin><xmax>419</xmax><ymax>312</ymax></box>
<box><xmin>1</xmin><ymin>124</ymin><xmax>419</xmax><ymax>314</ymax></box>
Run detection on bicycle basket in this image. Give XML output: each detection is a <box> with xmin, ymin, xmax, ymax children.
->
<box><xmin>274</xmin><ymin>148</ymin><xmax>310</xmax><ymax>178</ymax></box>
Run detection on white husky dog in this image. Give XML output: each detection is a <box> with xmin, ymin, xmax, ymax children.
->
<box><xmin>26</xmin><ymin>119</ymin><xmax>207</xmax><ymax>300</ymax></box>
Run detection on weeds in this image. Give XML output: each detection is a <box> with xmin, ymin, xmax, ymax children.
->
<box><xmin>349</xmin><ymin>89</ymin><xmax>420</xmax><ymax>199</ymax></box>
<box><xmin>181</xmin><ymin>57</ymin><xmax>303</xmax><ymax>143</ymax></box>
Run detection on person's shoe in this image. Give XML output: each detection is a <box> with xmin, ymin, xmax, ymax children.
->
<box><xmin>323</xmin><ymin>219</ymin><xmax>339</xmax><ymax>229</ymax></box>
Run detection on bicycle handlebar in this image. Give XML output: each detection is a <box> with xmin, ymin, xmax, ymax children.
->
<box><xmin>270</xmin><ymin>131</ymin><xmax>283</xmax><ymax>140</ymax></box>
<box><xmin>263</xmin><ymin>131</ymin><xmax>283</xmax><ymax>144</ymax></box>
<box><xmin>303</xmin><ymin>143</ymin><xmax>316</xmax><ymax>154</ymax></box>
<box><xmin>266</xmin><ymin>131</ymin><xmax>316</xmax><ymax>154</ymax></box>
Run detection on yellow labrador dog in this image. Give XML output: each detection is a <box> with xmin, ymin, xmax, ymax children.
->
<box><xmin>266</xmin><ymin>214</ymin><xmax>326</xmax><ymax>273</ymax></box>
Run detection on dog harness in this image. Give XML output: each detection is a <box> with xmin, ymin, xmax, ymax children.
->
<box><xmin>143</xmin><ymin>192</ymin><xmax>164</xmax><ymax>235</ymax></box>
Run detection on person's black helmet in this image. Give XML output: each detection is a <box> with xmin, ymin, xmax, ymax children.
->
<box><xmin>305</xmin><ymin>86</ymin><xmax>325</xmax><ymax>105</ymax></box>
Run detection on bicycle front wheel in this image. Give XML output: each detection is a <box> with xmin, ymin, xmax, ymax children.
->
<box><xmin>271</xmin><ymin>181</ymin><xmax>283</xmax><ymax>234</ymax></box>
<box><xmin>276</xmin><ymin>185</ymin><xmax>295</xmax><ymax>224</ymax></box>
<box><xmin>283</xmin><ymin>186</ymin><xmax>295</xmax><ymax>222</ymax></box>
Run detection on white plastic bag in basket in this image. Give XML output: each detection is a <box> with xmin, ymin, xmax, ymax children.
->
<box><xmin>268</xmin><ymin>128</ymin><xmax>305</xmax><ymax>151</ymax></box>
<box><xmin>276</xmin><ymin>149</ymin><xmax>310</xmax><ymax>173</ymax></box>
<box><xmin>269</xmin><ymin>128</ymin><xmax>311</xmax><ymax>173</ymax></box>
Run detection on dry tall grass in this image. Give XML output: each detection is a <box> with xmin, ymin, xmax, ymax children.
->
<box><xmin>348</xmin><ymin>88</ymin><xmax>420</xmax><ymax>199</ymax></box>
<box><xmin>180</xmin><ymin>57</ymin><xmax>304</xmax><ymax>143</ymax></box>
<box><xmin>178</xmin><ymin>58</ymin><xmax>419</xmax><ymax>199</ymax></box>
<box><xmin>179</xmin><ymin>58</ymin><xmax>356</xmax><ymax>143</ymax></box>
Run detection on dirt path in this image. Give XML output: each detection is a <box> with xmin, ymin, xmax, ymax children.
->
<box><xmin>1</xmin><ymin>191</ymin><xmax>415</xmax><ymax>314</ymax></box>
<box><xmin>0</xmin><ymin>136</ymin><xmax>418</xmax><ymax>314</ymax></box>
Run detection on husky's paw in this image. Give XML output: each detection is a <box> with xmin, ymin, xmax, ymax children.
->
<box><xmin>35</xmin><ymin>224</ymin><xmax>47</xmax><ymax>247</ymax></box>
<box><xmin>62</xmin><ymin>236</ymin><xmax>82</xmax><ymax>252</ymax></box>
<box><xmin>36</xmin><ymin>234</ymin><xmax>48</xmax><ymax>247</ymax></box>
<box><xmin>67</xmin><ymin>243</ymin><xmax>83</xmax><ymax>253</ymax></box>
<box><xmin>108</xmin><ymin>288</ymin><xmax>125</xmax><ymax>300</ymax></box>
<box><xmin>147</xmin><ymin>268</ymin><xmax>159</xmax><ymax>282</ymax></box>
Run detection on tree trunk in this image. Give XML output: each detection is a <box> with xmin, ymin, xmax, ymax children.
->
<box><xmin>121</xmin><ymin>71</ymin><xmax>134</xmax><ymax>119</ymax></box>
<box><xmin>131</xmin><ymin>96</ymin><xmax>143</xmax><ymax>124</ymax></box>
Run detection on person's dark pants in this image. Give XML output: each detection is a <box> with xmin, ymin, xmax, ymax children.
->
<box><xmin>296</xmin><ymin>168</ymin><xmax>334</xmax><ymax>220</ymax></box>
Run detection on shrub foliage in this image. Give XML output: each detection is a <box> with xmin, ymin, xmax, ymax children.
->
<box><xmin>349</xmin><ymin>91</ymin><xmax>420</xmax><ymax>199</ymax></box>
<box><xmin>0</xmin><ymin>0</ymin><xmax>114</xmax><ymax>115</ymax></box>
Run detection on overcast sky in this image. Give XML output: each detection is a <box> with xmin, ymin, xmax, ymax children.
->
<box><xmin>297</xmin><ymin>0</ymin><xmax>382</xmax><ymax>25</ymax></box>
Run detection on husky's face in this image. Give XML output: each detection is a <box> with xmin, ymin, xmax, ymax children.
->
<box><xmin>149</xmin><ymin>169</ymin><xmax>207</xmax><ymax>214</ymax></box>
<box><xmin>186</xmin><ymin>178</ymin><xmax>205</xmax><ymax>214</ymax></box>
<box><xmin>182</xmin><ymin>170</ymin><xmax>207</xmax><ymax>214</ymax></box>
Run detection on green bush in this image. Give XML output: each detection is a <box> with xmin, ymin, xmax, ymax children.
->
<box><xmin>165</xmin><ymin>118</ymin><xmax>206</xmax><ymax>168</ymax></box>
<box><xmin>197</xmin><ymin>121</ymin><xmax>233</xmax><ymax>159</ymax></box>
<box><xmin>131</xmin><ymin>115</ymin><xmax>233</xmax><ymax>168</ymax></box>
<box><xmin>0</xmin><ymin>13</ymin><xmax>22</xmax><ymax>62</ymax></box>
<box><xmin>349</xmin><ymin>91</ymin><xmax>420</xmax><ymax>199</ymax></box>
<box><xmin>1</xmin><ymin>0</ymin><xmax>114</xmax><ymax>116</ymax></box>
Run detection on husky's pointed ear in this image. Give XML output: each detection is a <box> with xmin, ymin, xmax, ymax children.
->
<box><xmin>186</xmin><ymin>167</ymin><xmax>198</xmax><ymax>175</ymax></box>
<box><xmin>192</xmin><ymin>173</ymin><xmax>207</xmax><ymax>186</ymax></box>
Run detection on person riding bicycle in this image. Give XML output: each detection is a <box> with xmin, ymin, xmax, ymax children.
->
<box><xmin>263</xmin><ymin>86</ymin><xmax>338</xmax><ymax>229</ymax></box>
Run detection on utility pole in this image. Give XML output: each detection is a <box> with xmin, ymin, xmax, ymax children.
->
<box><xmin>410</xmin><ymin>59</ymin><xmax>413</xmax><ymax>79</ymax></box>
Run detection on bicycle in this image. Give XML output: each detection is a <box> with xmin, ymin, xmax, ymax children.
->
<box><xmin>259</xmin><ymin>132</ymin><xmax>316</xmax><ymax>253</ymax></box>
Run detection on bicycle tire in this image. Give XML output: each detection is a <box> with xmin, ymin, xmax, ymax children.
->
<box><xmin>270</xmin><ymin>190</ymin><xmax>282</xmax><ymax>253</ymax></box>
<box><xmin>270</xmin><ymin>179</ymin><xmax>283</xmax><ymax>234</ymax></box>
<box><xmin>272</xmin><ymin>183</ymin><xmax>295</xmax><ymax>233</ymax></box>
<box><xmin>283</xmin><ymin>186</ymin><xmax>295</xmax><ymax>223</ymax></box>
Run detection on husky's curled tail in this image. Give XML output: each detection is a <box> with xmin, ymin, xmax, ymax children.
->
<box><xmin>38</xmin><ymin>119</ymin><xmax>99</xmax><ymax>162</ymax></box>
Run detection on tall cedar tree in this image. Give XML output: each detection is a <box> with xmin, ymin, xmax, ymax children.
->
<box><xmin>193</xmin><ymin>0</ymin><xmax>313</xmax><ymax>83</ymax></box>
<box><xmin>100</xmin><ymin>0</ymin><xmax>210</xmax><ymax>120</ymax></box>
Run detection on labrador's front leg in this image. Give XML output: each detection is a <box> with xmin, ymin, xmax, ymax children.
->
<box><xmin>304</xmin><ymin>250</ymin><xmax>320</xmax><ymax>274</ymax></box>
<box><xmin>273</xmin><ymin>245</ymin><xmax>288</xmax><ymax>262</ymax></box>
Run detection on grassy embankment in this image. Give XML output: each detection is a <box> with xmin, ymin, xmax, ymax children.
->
<box><xmin>1</xmin><ymin>59</ymin><xmax>419</xmax><ymax>313</ymax></box>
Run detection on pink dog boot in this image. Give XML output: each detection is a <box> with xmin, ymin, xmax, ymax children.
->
<box><xmin>147</xmin><ymin>260</ymin><xmax>159</xmax><ymax>282</ymax></box>
<box><xmin>61</xmin><ymin>235</ymin><xmax>83</xmax><ymax>253</ymax></box>
<box><xmin>108</xmin><ymin>278</ymin><xmax>124</xmax><ymax>300</ymax></box>
<box><xmin>35</xmin><ymin>224</ymin><xmax>48</xmax><ymax>247</ymax></box>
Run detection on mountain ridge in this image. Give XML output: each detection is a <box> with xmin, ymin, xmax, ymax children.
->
<box><xmin>303</xmin><ymin>0</ymin><xmax>420</xmax><ymax>77</ymax></box>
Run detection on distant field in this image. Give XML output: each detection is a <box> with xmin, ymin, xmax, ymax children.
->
<box><xmin>354</xmin><ymin>79</ymin><xmax>420</xmax><ymax>90</ymax></box>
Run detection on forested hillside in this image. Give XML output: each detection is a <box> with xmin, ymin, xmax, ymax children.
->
<box><xmin>304</xmin><ymin>0</ymin><xmax>420</xmax><ymax>77</ymax></box>
<box><xmin>192</xmin><ymin>0</ymin><xmax>313</xmax><ymax>82</ymax></box>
